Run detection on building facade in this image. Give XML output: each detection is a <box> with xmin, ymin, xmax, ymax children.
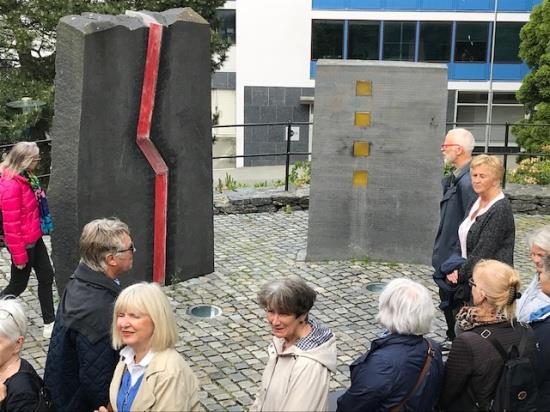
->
<box><xmin>213</xmin><ymin>0</ymin><xmax>540</xmax><ymax>167</ymax></box>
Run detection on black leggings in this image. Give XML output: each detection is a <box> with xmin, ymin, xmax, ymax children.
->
<box><xmin>1</xmin><ymin>237</ymin><xmax>55</xmax><ymax>324</ymax></box>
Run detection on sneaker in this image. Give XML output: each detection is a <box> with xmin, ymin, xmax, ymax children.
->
<box><xmin>43</xmin><ymin>322</ymin><xmax>54</xmax><ymax>339</ymax></box>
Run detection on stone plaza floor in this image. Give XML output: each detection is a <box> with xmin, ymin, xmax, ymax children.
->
<box><xmin>3</xmin><ymin>210</ymin><xmax>550</xmax><ymax>411</ymax></box>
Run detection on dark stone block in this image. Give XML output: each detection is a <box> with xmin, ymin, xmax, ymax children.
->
<box><xmin>244</xmin><ymin>105</ymin><xmax>260</xmax><ymax>123</ymax></box>
<box><xmin>301</xmin><ymin>87</ymin><xmax>315</xmax><ymax>97</ymax></box>
<box><xmin>259</xmin><ymin>106</ymin><xmax>277</xmax><ymax>123</ymax></box>
<box><xmin>212</xmin><ymin>72</ymin><xmax>228</xmax><ymax>89</ymax></box>
<box><xmin>50</xmin><ymin>8</ymin><xmax>213</xmax><ymax>291</ymax></box>
<box><xmin>276</xmin><ymin>106</ymin><xmax>293</xmax><ymax>123</ymax></box>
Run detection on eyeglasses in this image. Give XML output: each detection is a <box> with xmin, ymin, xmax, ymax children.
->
<box><xmin>0</xmin><ymin>309</ymin><xmax>21</xmax><ymax>335</ymax></box>
<box><xmin>116</xmin><ymin>243</ymin><xmax>136</xmax><ymax>254</ymax></box>
<box><xmin>31</xmin><ymin>156</ymin><xmax>41</xmax><ymax>162</ymax></box>
<box><xmin>441</xmin><ymin>144</ymin><xmax>462</xmax><ymax>149</ymax></box>
<box><xmin>468</xmin><ymin>278</ymin><xmax>477</xmax><ymax>288</ymax></box>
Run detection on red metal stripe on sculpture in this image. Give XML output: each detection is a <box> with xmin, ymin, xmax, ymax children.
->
<box><xmin>136</xmin><ymin>23</ymin><xmax>168</xmax><ymax>285</ymax></box>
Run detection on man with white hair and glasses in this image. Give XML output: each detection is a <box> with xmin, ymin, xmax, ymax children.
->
<box><xmin>44</xmin><ymin>218</ymin><xmax>135</xmax><ymax>412</ymax></box>
<box><xmin>432</xmin><ymin>128</ymin><xmax>477</xmax><ymax>344</ymax></box>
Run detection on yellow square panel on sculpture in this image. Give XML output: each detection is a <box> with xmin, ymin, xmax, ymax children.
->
<box><xmin>354</xmin><ymin>112</ymin><xmax>371</xmax><ymax>127</ymax></box>
<box><xmin>353</xmin><ymin>170</ymin><xmax>368</xmax><ymax>187</ymax></box>
<box><xmin>356</xmin><ymin>80</ymin><xmax>372</xmax><ymax>96</ymax></box>
<box><xmin>353</xmin><ymin>141</ymin><xmax>370</xmax><ymax>157</ymax></box>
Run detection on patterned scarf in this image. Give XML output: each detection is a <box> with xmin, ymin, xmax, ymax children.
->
<box><xmin>456</xmin><ymin>306</ymin><xmax>507</xmax><ymax>331</ymax></box>
<box><xmin>24</xmin><ymin>171</ymin><xmax>53</xmax><ymax>235</ymax></box>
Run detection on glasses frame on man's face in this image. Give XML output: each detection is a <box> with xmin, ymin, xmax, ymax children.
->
<box><xmin>116</xmin><ymin>243</ymin><xmax>136</xmax><ymax>255</ymax></box>
<box><xmin>468</xmin><ymin>278</ymin><xmax>477</xmax><ymax>288</ymax></box>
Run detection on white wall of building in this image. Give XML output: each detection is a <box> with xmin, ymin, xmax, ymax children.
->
<box><xmin>235</xmin><ymin>0</ymin><xmax>313</xmax><ymax>166</ymax></box>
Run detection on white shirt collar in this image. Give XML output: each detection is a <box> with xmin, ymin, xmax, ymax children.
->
<box><xmin>120</xmin><ymin>346</ymin><xmax>155</xmax><ymax>386</ymax></box>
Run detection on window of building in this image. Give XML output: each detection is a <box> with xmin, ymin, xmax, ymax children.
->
<box><xmin>454</xmin><ymin>22</ymin><xmax>489</xmax><ymax>62</ymax></box>
<box><xmin>215</xmin><ymin>9</ymin><xmax>236</xmax><ymax>44</ymax></box>
<box><xmin>348</xmin><ymin>21</ymin><xmax>380</xmax><ymax>60</ymax></box>
<box><xmin>494</xmin><ymin>22</ymin><xmax>523</xmax><ymax>63</ymax></box>
<box><xmin>383</xmin><ymin>21</ymin><xmax>416</xmax><ymax>61</ymax></box>
<box><xmin>311</xmin><ymin>20</ymin><xmax>344</xmax><ymax>60</ymax></box>
<box><xmin>418</xmin><ymin>22</ymin><xmax>452</xmax><ymax>62</ymax></box>
<box><xmin>454</xmin><ymin>91</ymin><xmax>524</xmax><ymax>145</ymax></box>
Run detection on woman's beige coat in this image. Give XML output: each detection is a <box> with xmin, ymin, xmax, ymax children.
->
<box><xmin>252</xmin><ymin>335</ymin><xmax>337</xmax><ymax>411</ymax></box>
<box><xmin>109</xmin><ymin>348</ymin><xmax>200</xmax><ymax>412</ymax></box>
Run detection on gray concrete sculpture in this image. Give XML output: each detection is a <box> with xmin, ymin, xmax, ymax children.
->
<box><xmin>307</xmin><ymin>60</ymin><xmax>447</xmax><ymax>265</ymax></box>
<box><xmin>50</xmin><ymin>8</ymin><xmax>213</xmax><ymax>292</ymax></box>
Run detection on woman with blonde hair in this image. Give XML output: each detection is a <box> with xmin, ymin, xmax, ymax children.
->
<box><xmin>445</xmin><ymin>155</ymin><xmax>515</xmax><ymax>307</ymax></box>
<box><xmin>98</xmin><ymin>282</ymin><xmax>199</xmax><ymax>412</ymax></box>
<box><xmin>0</xmin><ymin>142</ymin><xmax>55</xmax><ymax>338</ymax></box>
<box><xmin>441</xmin><ymin>260</ymin><xmax>539</xmax><ymax>410</ymax></box>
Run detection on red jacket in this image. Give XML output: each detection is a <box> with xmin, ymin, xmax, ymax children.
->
<box><xmin>0</xmin><ymin>171</ymin><xmax>42</xmax><ymax>265</ymax></box>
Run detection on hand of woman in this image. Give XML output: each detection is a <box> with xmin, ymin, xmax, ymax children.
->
<box><xmin>15</xmin><ymin>264</ymin><xmax>25</xmax><ymax>270</ymax></box>
<box><xmin>446</xmin><ymin>270</ymin><xmax>459</xmax><ymax>284</ymax></box>
<box><xmin>94</xmin><ymin>405</ymin><xmax>112</xmax><ymax>412</ymax></box>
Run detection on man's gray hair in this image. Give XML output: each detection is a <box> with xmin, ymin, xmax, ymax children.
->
<box><xmin>0</xmin><ymin>298</ymin><xmax>27</xmax><ymax>341</ymax></box>
<box><xmin>257</xmin><ymin>276</ymin><xmax>317</xmax><ymax>317</ymax></box>
<box><xmin>447</xmin><ymin>128</ymin><xmax>475</xmax><ymax>153</ymax></box>
<box><xmin>79</xmin><ymin>218</ymin><xmax>131</xmax><ymax>272</ymax></box>
<box><xmin>377</xmin><ymin>278</ymin><xmax>435</xmax><ymax>335</ymax></box>
<box><xmin>527</xmin><ymin>225</ymin><xmax>550</xmax><ymax>254</ymax></box>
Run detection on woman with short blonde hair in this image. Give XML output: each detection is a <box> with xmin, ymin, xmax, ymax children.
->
<box><xmin>101</xmin><ymin>283</ymin><xmax>199</xmax><ymax>412</ymax></box>
<box><xmin>445</xmin><ymin>155</ymin><xmax>515</xmax><ymax>308</ymax></box>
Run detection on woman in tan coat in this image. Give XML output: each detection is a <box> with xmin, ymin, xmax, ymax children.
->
<box><xmin>252</xmin><ymin>276</ymin><xmax>337</xmax><ymax>412</ymax></box>
<box><xmin>98</xmin><ymin>282</ymin><xmax>200</xmax><ymax>412</ymax></box>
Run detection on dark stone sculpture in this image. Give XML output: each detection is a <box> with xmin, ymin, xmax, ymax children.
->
<box><xmin>50</xmin><ymin>8</ymin><xmax>214</xmax><ymax>292</ymax></box>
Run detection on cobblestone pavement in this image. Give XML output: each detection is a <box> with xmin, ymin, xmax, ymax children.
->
<box><xmin>2</xmin><ymin>211</ymin><xmax>549</xmax><ymax>411</ymax></box>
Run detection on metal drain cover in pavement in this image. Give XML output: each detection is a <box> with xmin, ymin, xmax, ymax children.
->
<box><xmin>365</xmin><ymin>282</ymin><xmax>387</xmax><ymax>293</ymax></box>
<box><xmin>187</xmin><ymin>304</ymin><xmax>222</xmax><ymax>318</ymax></box>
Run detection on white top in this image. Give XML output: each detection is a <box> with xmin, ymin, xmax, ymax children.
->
<box><xmin>120</xmin><ymin>346</ymin><xmax>155</xmax><ymax>386</ymax></box>
<box><xmin>458</xmin><ymin>192</ymin><xmax>505</xmax><ymax>258</ymax></box>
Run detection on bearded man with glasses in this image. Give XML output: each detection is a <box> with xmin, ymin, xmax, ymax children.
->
<box><xmin>44</xmin><ymin>218</ymin><xmax>135</xmax><ymax>412</ymax></box>
<box><xmin>432</xmin><ymin>128</ymin><xmax>477</xmax><ymax>345</ymax></box>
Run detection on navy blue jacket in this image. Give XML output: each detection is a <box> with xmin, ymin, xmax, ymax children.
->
<box><xmin>337</xmin><ymin>334</ymin><xmax>444</xmax><ymax>412</ymax></box>
<box><xmin>532</xmin><ymin>317</ymin><xmax>550</xmax><ymax>411</ymax></box>
<box><xmin>44</xmin><ymin>263</ymin><xmax>121</xmax><ymax>412</ymax></box>
<box><xmin>432</xmin><ymin>165</ymin><xmax>476</xmax><ymax>272</ymax></box>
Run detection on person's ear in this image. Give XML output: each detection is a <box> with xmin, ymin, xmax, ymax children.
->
<box><xmin>105</xmin><ymin>253</ymin><xmax>117</xmax><ymax>267</ymax></box>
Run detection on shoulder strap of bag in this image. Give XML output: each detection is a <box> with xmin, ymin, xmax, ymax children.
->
<box><xmin>389</xmin><ymin>339</ymin><xmax>434</xmax><ymax>412</ymax></box>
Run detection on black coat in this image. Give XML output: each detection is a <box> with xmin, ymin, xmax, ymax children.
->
<box><xmin>1</xmin><ymin>359</ymin><xmax>43</xmax><ymax>412</ymax></box>
<box><xmin>457</xmin><ymin>197</ymin><xmax>515</xmax><ymax>284</ymax></box>
<box><xmin>337</xmin><ymin>334</ymin><xmax>444</xmax><ymax>412</ymax></box>
<box><xmin>44</xmin><ymin>263</ymin><xmax>121</xmax><ymax>412</ymax></box>
<box><xmin>432</xmin><ymin>165</ymin><xmax>477</xmax><ymax>271</ymax></box>
<box><xmin>531</xmin><ymin>317</ymin><xmax>550</xmax><ymax>410</ymax></box>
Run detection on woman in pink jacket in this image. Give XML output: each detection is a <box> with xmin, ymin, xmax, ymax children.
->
<box><xmin>0</xmin><ymin>142</ymin><xmax>55</xmax><ymax>338</ymax></box>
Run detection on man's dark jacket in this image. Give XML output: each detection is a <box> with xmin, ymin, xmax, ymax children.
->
<box><xmin>336</xmin><ymin>334</ymin><xmax>444</xmax><ymax>412</ymax></box>
<box><xmin>44</xmin><ymin>263</ymin><xmax>121</xmax><ymax>412</ymax></box>
<box><xmin>432</xmin><ymin>164</ymin><xmax>476</xmax><ymax>271</ymax></box>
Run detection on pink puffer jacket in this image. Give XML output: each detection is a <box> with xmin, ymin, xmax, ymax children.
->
<box><xmin>0</xmin><ymin>171</ymin><xmax>42</xmax><ymax>266</ymax></box>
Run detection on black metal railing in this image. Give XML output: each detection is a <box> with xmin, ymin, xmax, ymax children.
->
<box><xmin>1</xmin><ymin>121</ymin><xmax>548</xmax><ymax>191</ymax></box>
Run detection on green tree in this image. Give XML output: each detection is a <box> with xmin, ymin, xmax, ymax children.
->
<box><xmin>0</xmin><ymin>0</ymin><xmax>229</xmax><ymax>142</ymax></box>
<box><xmin>514</xmin><ymin>0</ymin><xmax>550</xmax><ymax>154</ymax></box>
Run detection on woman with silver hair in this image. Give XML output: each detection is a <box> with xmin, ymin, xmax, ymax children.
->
<box><xmin>0</xmin><ymin>298</ymin><xmax>47</xmax><ymax>411</ymax></box>
<box><xmin>252</xmin><ymin>277</ymin><xmax>336</xmax><ymax>412</ymax></box>
<box><xmin>517</xmin><ymin>239</ymin><xmax>550</xmax><ymax>410</ymax></box>
<box><xmin>337</xmin><ymin>278</ymin><xmax>444</xmax><ymax>412</ymax></box>
<box><xmin>516</xmin><ymin>225</ymin><xmax>550</xmax><ymax>322</ymax></box>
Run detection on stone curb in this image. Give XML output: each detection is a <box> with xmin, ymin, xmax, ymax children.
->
<box><xmin>213</xmin><ymin>184</ymin><xmax>549</xmax><ymax>215</ymax></box>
